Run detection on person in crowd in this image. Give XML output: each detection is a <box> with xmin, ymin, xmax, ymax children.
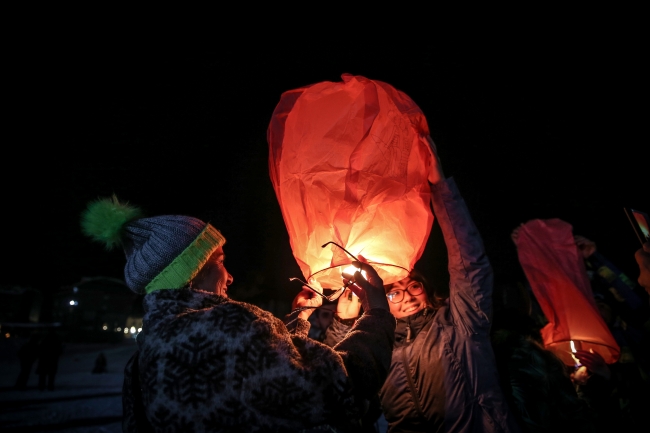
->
<box><xmin>307</xmin><ymin>303</ymin><xmax>336</xmax><ymax>342</ymax></box>
<box><xmin>569</xmin><ymin>346</ymin><xmax>624</xmax><ymax>432</ymax></box>
<box><xmin>490</xmin><ymin>308</ymin><xmax>597</xmax><ymax>433</ymax></box>
<box><xmin>575</xmin><ymin>235</ymin><xmax>648</xmax><ymax>315</ymax></box>
<box><xmin>36</xmin><ymin>328</ymin><xmax>63</xmax><ymax>391</ymax></box>
<box><xmin>579</xmin><ymin>292</ymin><xmax>648</xmax><ymax>431</ymax></box>
<box><xmin>92</xmin><ymin>352</ymin><xmax>107</xmax><ymax>374</ymax></box>
<box><xmin>81</xmin><ymin>196</ymin><xmax>395</xmax><ymax>433</ymax></box>
<box><xmin>635</xmin><ymin>242</ymin><xmax>650</xmax><ymax>294</ymax></box>
<box><xmin>14</xmin><ymin>333</ymin><xmax>40</xmax><ymax>390</ymax></box>
<box><xmin>324</xmin><ymin>136</ymin><xmax>520</xmax><ymax>432</ymax></box>
<box><xmin>511</xmin><ymin>228</ymin><xmax>649</xmax><ymax>431</ymax></box>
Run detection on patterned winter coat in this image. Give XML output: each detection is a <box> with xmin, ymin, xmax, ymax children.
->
<box><xmin>123</xmin><ymin>288</ymin><xmax>395</xmax><ymax>432</ymax></box>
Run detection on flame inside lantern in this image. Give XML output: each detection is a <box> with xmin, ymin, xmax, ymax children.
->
<box><xmin>570</xmin><ymin>340</ymin><xmax>581</xmax><ymax>367</ymax></box>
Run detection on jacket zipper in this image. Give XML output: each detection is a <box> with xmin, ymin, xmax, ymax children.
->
<box><xmin>405</xmin><ymin>315</ymin><xmax>412</xmax><ymax>343</ymax></box>
<box><xmin>401</xmin><ymin>335</ymin><xmax>425</xmax><ymax>419</ymax></box>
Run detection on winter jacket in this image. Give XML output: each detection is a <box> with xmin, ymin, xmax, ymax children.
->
<box><xmin>325</xmin><ymin>178</ymin><xmax>520</xmax><ymax>433</ymax></box>
<box><xmin>122</xmin><ymin>287</ymin><xmax>395</xmax><ymax>432</ymax></box>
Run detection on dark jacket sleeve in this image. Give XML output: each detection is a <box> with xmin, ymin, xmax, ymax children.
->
<box><xmin>283</xmin><ymin>310</ymin><xmax>312</xmax><ymax>338</ymax></box>
<box><xmin>323</xmin><ymin>316</ymin><xmax>353</xmax><ymax>347</ymax></box>
<box><xmin>286</xmin><ymin>306</ymin><xmax>393</xmax><ymax>401</ymax></box>
<box><xmin>431</xmin><ymin>177</ymin><xmax>493</xmax><ymax>333</ymax></box>
<box><xmin>328</xmin><ymin>309</ymin><xmax>395</xmax><ymax>399</ymax></box>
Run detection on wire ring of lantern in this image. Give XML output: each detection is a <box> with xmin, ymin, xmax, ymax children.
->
<box><xmin>289</xmin><ymin>277</ymin><xmax>349</xmax><ymax>302</ymax></box>
<box><xmin>547</xmin><ymin>339</ymin><xmax>619</xmax><ymax>367</ymax></box>
<box><xmin>321</xmin><ymin>241</ymin><xmax>361</xmax><ymax>262</ymax></box>
<box><xmin>307</xmin><ymin>262</ymin><xmax>410</xmax><ymax>289</ymax></box>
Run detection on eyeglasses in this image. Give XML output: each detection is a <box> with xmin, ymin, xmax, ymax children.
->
<box><xmin>385</xmin><ymin>282</ymin><xmax>424</xmax><ymax>304</ymax></box>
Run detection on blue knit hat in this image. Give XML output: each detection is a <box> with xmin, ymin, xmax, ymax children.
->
<box><xmin>81</xmin><ymin>196</ymin><xmax>225</xmax><ymax>294</ymax></box>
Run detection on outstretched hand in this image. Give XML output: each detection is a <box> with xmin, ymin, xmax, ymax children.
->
<box><xmin>511</xmin><ymin>223</ymin><xmax>524</xmax><ymax>245</ymax></box>
<box><xmin>342</xmin><ymin>261</ymin><xmax>389</xmax><ymax>313</ymax></box>
<box><xmin>575</xmin><ymin>349</ymin><xmax>610</xmax><ymax>380</ymax></box>
<box><xmin>292</xmin><ymin>286</ymin><xmax>323</xmax><ymax>320</ymax></box>
<box><xmin>574</xmin><ymin>236</ymin><xmax>597</xmax><ymax>259</ymax></box>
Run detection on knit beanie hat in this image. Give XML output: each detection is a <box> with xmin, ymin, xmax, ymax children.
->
<box><xmin>81</xmin><ymin>196</ymin><xmax>225</xmax><ymax>295</ymax></box>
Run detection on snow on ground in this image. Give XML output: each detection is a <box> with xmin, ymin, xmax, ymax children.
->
<box><xmin>0</xmin><ymin>337</ymin><xmax>137</xmax><ymax>432</ymax></box>
<box><xmin>1</xmin><ymin>336</ymin><xmax>390</xmax><ymax>432</ymax></box>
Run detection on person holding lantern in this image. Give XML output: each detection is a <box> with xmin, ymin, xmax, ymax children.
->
<box><xmin>510</xmin><ymin>223</ymin><xmax>650</xmax><ymax>431</ymax></box>
<box><xmin>81</xmin><ymin>196</ymin><xmax>395</xmax><ymax>433</ymax></box>
<box><xmin>324</xmin><ymin>136</ymin><xmax>520</xmax><ymax>432</ymax></box>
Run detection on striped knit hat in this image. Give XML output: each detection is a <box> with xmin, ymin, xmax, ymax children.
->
<box><xmin>81</xmin><ymin>196</ymin><xmax>225</xmax><ymax>294</ymax></box>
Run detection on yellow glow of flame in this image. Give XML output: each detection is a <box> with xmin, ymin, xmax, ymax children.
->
<box><xmin>342</xmin><ymin>265</ymin><xmax>367</xmax><ymax>280</ymax></box>
<box><xmin>570</xmin><ymin>340</ymin><xmax>581</xmax><ymax>366</ymax></box>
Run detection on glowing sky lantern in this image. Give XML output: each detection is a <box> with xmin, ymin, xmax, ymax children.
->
<box><xmin>515</xmin><ymin>219</ymin><xmax>620</xmax><ymax>365</ymax></box>
<box><xmin>268</xmin><ymin>74</ymin><xmax>434</xmax><ymax>290</ymax></box>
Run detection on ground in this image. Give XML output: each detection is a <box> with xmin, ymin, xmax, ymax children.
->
<box><xmin>0</xmin><ymin>337</ymin><xmax>137</xmax><ymax>432</ymax></box>
<box><xmin>0</xmin><ymin>335</ymin><xmax>391</xmax><ymax>431</ymax></box>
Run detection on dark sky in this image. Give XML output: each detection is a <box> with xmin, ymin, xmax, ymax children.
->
<box><xmin>5</xmin><ymin>35</ymin><xmax>646</xmax><ymax>308</ymax></box>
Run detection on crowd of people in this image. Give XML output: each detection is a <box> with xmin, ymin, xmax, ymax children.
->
<box><xmin>14</xmin><ymin>327</ymin><xmax>63</xmax><ymax>391</ymax></box>
<box><xmin>77</xmin><ymin>132</ymin><xmax>648</xmax><ymax>432</ymax></box>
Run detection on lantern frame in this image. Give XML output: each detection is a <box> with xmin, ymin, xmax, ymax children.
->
<box><xmin>309</xmin><ymin>241</ymin><xmax>410</xmax><ymax>289</ymax></box>
<box><xmin>308</xmin><ymin>262</ymin><xmax>410</xmax><ymax>289</ymax></box>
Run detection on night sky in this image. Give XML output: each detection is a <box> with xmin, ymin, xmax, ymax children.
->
<box><xmin>5</xmin><ymin>36</ymin><xmax>646</xmax><ymax>311</ymax></box>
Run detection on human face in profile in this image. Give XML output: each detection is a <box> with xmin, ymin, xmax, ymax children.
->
<box><xmin>193</xmin><ymin>246</ymin><xmax>233</xmax><ymax>297</ymax></box>
<box><xmin>384</xmin><ymin>277</ymin><xmax>429</xmax><ymax>319</ymax></box>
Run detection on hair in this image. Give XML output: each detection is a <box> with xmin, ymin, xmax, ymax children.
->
<box><xmin>384</xmin><ymin>269</ymin><xmax>445</xmax><ymax>311</ymax></box>
<box><xmin>188</xmin><ymin>248</ymin><xmax>221</xmax><ymax>290</ymax></box>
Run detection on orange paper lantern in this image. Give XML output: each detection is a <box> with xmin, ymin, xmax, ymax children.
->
<box><xmin>268</xmin><ymin>74</ymin><xmax>434</xmax><ymax>290</ymax></box>
<box><xmin>515</xmin><ymin>219</ymin><xmax>620</xmax><ymax>365</ymax></box>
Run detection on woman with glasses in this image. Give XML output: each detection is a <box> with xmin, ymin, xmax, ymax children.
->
<box><xmin>324</xmin><ymin>136</ymin><xmax>520</xmax><ymax>433</ymax></box>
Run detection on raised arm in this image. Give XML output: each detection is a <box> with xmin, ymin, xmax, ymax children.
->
<box><xmin>325</xmin><ymin>262</ymin><xmax>394</xmax><ymax>398</ymax></box>
<box><xmin>426</xmin><ymin>136</ymin><xmax>492</xmax><ymax>333</ymax></box>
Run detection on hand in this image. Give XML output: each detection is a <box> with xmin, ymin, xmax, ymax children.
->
<box><xmin>574</xmin><ymin>235</ymin><xmax>597</xmax><ymax>258</ymax></box>
<box><xmin>423</xmin><ymin>135</ymin><xmax>445</xmax><ymax>184</ymax></box>
<box><xmin>343</xmin><ymin>261</ymin><xmax>388</xmax><ymax>312</ymax></box>
<box><xmin>575</xmin><ymin>349</ymin><xmax>610</xmax><ymax>380</ymax></box>
<box><xmin>511</xmin><ymin>223</ymin><xmax>524</xmax><ymax>245</ymax></box>
<box><xmin>635</xmin><ymin>242</ymin><xmax>650</xmax><ymax>292</ymax></box>
<box><xmin>570</xmin><ymin>365</ymin><xmax>591</xmax><ymax>386</ymax></box>
<box><xmin>292</xmin><ymin>286</ymin><xmax>322</xmax><ymax>320</ymax></box>
<box><xmin>336</xmin><ymin>288</ymin><xmax>361</xmax><ymax>319</ymax></box>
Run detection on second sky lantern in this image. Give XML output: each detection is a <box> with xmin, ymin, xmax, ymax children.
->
<box><xmin>515</xmin><ymin>218</ymin><xmax>620</xmax><ymax>365</ymax></box>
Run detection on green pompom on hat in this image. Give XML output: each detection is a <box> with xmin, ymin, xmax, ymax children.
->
<box><xmin>81</xmin><ymin>195</ymin><xmax>225</xmax><ymax>295</ymax></box>
<box><xmin>81</xmin><ymin>195</ymin><xmax>143</xmax><ymax>250</ymax></box>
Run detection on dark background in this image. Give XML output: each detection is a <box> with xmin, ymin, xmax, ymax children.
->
<box><xmin>4</xmin><ymin>34</ymin><xmax>646</xmax><ymax>314</ymax></box>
